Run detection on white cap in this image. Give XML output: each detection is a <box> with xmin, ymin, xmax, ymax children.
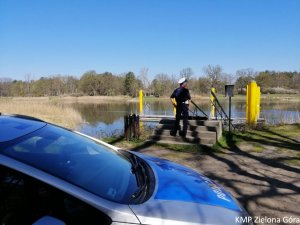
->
<box><xmin>178</xmin><ymin>77</ymin><xmax>187</xmax><ymax>84</ymax></box>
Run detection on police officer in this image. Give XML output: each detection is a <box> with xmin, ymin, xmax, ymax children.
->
<box><xmin>170</xmin><ymin>77</ymin><xmax>191</xmax><ymax>137</ymax></box>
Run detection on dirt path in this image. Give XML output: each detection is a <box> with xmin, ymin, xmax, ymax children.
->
<box><xmin>129</xmin><ymin>126</ymin><xmax>300</xmax><ymax>225</ymax></box>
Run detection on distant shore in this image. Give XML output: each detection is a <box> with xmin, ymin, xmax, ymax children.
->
<box><xmin>1</xmin><ymin>93</ymin><xmax>299</xmax><ymax>103</ymax></box>
<box><xmin>1</xmin><ymin>94</ymin><xmax>299</xmax><ymax>129</ymax></box>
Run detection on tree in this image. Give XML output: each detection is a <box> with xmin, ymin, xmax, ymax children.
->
<box><xmin>65</xmin><ymin>76</ymin><xmax>79</xmax><ymax>94</ymax></box>
<box><xmin>290</xmin><ymin>72</ymin><xmax>300</xmax><ymax>90</ymax></box>
<box><xmin>124</xmin><ymin>72</ymin><xmax>138</xmax><ymax>97</ymax></box>
<box><xmin>138</xmin><ymin>67</ymin><xmax>150</xmax><ymax>90</ymax></box>
<box><xmin>0</xmin><ymin>78</ymin><xmax>12</xmax><ymax>96</ymax></box>
<box><xmin>180</xmin><ymin>68</ymin><xmax>194</xmax><ymax>80</ymax></box>
<box><xmin>235</xmin><ymin>76</ymin><xmax>254</xmax><ymax>94</ymax></box>
<box><xmin>203</xmin><ymin>65</ymin><xmax>223</xmax><ymax>92</ymax></box>
<box><xmin>79</xmin><ymin>71</ymin><xmax>98</xmax><ymax>95</ymax></box>
<box><xmin>97</xmin><ymin>72</ymin><xmax>121</xmax><ymax>96</ymax></box>
<box><xmin>196</xmin><ymin>77</ymin><xmax>211</xmax><ymax>94</ymax></box>
<box><xmin>31</xmin><ymin>77</ymin><xmax>48</xmax><ymax>96</ymax></box>
<box><xmin>255</xmin><ymin>71</ymin><xmax>272</xmax><ymax>93</ymax></box>
<box><xmin>235</xmin><ymin>69</ymin><xmax>256</xmax><ymax>94</ymax></box>
<box><xmin>24</xmin><ymin>73</ymin><xmax>34</xmax><ymax>96</ymax></box>
<box><xmin>151</xmin><ymin>73</ymin><xmax>173</xmax><ymax>96</ymax></box>
<box><xmin>51</xmin><ymin>76</ymin><xmax>65</xmax><ymax>96</ymax></box>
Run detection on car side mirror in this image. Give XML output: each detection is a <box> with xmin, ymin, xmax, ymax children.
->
<box><xmin>32</xmin><ymin>216</ymin><xmax>66</xmax><ymax>225</ymax></box>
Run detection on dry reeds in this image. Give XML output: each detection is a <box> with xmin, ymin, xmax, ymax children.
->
<box><xmin>0</xmin><ymin>97</ymin><xmax>83</xmax><ymax>130</ymax></box>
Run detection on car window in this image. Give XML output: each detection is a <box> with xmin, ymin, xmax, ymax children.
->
<box><xmin>1</xmin><ymin>125</ymin><xmax>137</xmax><ymax>204</ymax></box>
<box><xmin>0</xmin><ymin>165</ymin><xmax>112</xmax><ymax>225</ymax></box>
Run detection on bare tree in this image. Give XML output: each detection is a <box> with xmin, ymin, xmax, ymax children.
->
<box><xmin>24</xmin><ymin>73</ymin><xmax>33</xmax><ymax>95</ymax></box>
<box><xmin>138</xmin><ymin>67</ymin><xmax>150</xmax><ymax>90</ymax></box>
<box><xmin>203</xmin><ymin>65</ymin><xmax>223</xmax><ymax>91</ymax></box>
<box><xmin>235</xmin><ymin>68</ymin><xmax>257</xmax><ymax>80</ymax></box>
<box><xmin>65</xmin><ymin>76</ymin><xmax>79</xmax><ymax>94</ymax></box>
<box><xmin>0</xmin><ymin>78</ymin><xmax>12</xmax><ymax>96</ymax></box>
<box><xmin>180</xmin><ymin>68</ymin><xmax>194</xmax><ymax>80</ymax></box>
<box><xmin>235</xmin><ymin>68</ymin><xmax>256</xmax><ymax>94</ymax></box>
<box><xmin>222</xmin><ymin>73</ymin><xmax>235</xmax><ymax>85</ymax></box>
<box><xmin>151</xmin><ymin>73</ymin><xmax>173</xmax><ymax>96</ymax></box>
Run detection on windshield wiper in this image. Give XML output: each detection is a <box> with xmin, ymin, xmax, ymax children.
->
<box><xmin>121</xmin><ymin>151</ymin><xmax>148</xmax><ymax>199</ymax></box>
<box><xmin>119</xmin><ymin>150</ymin><xmax>149</xmax><ymax>200</ymax></box>
<box><xmin>130</xmin><ymin>154</ymin><xmax>148</xmax><ymax>198</ymax></box>
<box><xmin>131</xmin><ymin>180</ymin><xmax>148</xmax><ymax>199</ymax></box>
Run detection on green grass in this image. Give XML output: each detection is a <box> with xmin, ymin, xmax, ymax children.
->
<box><xmin>251</xmin><ymin>144</ymin><xmax>265</xmax><ymax>153</ymax></box>
<box><xmin>284</xmin><ymin>159</ymin><xmax>300</xmax><ymax>167</ymax></box>
<box><xmin>217</xmin><ymin>124</ymin><xmax>300</xmax><ymax>166</ymax></box>
<box><xmin>101</xmin><ymin>136</ymin><xmax>146</xmax><ymax>149</ymax></box>
<box><xmin>100</xmin><ymin>123</ymin><xmax>300</xmax><ymax>167</ymax></box>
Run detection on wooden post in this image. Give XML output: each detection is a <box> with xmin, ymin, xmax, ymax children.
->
<box><xmin>124</xmin><ymin>114</ymin><xmax>140</xmax><ymax>140</ymax></box>
<box><xmin>129</xmin><ymin>114</ymin><xmax>133</xmax><ymax>139</ymax></box>
<box><xmin>124</xmin><ymin>115</ymin><xmax>129</xmax><ymax>140</ymax></box>
<box><xmin>132</xmin><ymin>114</ymin><xmax>136</xmax><ymax>139</ymax></box>
<box><xmin>135</xmin><ymin>115</ymin><xmax>140</xmax><ymax>139</ymax></box>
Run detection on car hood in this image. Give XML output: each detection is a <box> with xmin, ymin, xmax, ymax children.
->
<box><xmin>129</xmin><ymin>152</ymin><xmax>245</xmax><ymax>225</ymax></box>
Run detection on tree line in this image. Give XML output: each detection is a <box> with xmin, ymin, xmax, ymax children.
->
<box><xmin>0</xmin><ymin>66</ymin><xmax>299</xmax><ymax>97</ymax></box>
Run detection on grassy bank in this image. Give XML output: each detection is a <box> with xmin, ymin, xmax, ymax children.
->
<box><xmin>0</xmin><ymin>98</ymin><xmax>83</xmax><ymax>129</ymax></box>
<box><xmin>102</xmin><ymin>124</ymin><xmax>300</xmax><ymax>166</ymax></box>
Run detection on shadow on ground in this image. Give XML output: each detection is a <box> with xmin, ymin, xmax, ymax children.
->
<box><xmin>105</xmin><ymin>125</ymin><xmax>300</xmax><ymax>224</ymax></box>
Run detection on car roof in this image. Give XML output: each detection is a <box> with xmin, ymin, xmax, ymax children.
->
<box><xmin>0</xmin><ymin>114</ymin><xmax>47</xmax><ymax>142</ymax></box>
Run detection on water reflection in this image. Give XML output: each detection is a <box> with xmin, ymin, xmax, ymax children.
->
<box><xmin>72</xmin><ymin>100</ymin><xmax>300</xmax><ymax>138</ymax></box>
<box><xmin>73</xmin><ymin>103</ymin><xmax>139</xmax><ymax>125</ymax></box>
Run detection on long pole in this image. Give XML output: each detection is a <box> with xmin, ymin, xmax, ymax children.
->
<box><xmin>139</xmin><ymin>90</ymin><xmax>143</xmax><ymax>115</ymax></box>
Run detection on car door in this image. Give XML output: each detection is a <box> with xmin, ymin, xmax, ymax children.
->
<box><xmin>0</xmin><ymin>164</ymin><xmax>112</xmax><ymax>225</ymax></box>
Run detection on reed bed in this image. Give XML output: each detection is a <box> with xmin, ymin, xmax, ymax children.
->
<box><xmin>0</xmin><ymin>98</ymin><xmax>83</xmax><ymax>130</ymax></box>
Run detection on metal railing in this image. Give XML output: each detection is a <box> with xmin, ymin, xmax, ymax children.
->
<box><xmin>189</xmin><ymin>100</ymin><xmax>209</xmax><ymax>119</ymax></box>
<box><xmin>210</xmin><ymin>91</ymin><xmax>237</xmax><ymax>131</ymax></box>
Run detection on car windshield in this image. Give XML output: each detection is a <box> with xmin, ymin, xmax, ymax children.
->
<box><xmin>1</xmin><ymin>124</ymin><xmax>137</xmax><ymax>204</ymax></box>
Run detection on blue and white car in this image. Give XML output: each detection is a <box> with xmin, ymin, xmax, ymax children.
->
<box><xmin>0</xmin><ymin>114</ymin><xmax>252</xmax><ymax>225</ymax></box>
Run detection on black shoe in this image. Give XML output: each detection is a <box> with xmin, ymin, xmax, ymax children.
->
<box><xmin>179</xmin><ymin>131</ymin><xmax>186</xmax><ymax>137</ymax></box>
<box><xmin>170</xmin><ymin>131</ymin><xmax>176</xmax><ymax>136</ymax></box>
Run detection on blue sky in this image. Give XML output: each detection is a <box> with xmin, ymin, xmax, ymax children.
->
<box><xmin>0</xmin><ymin>0</ymin><xmax>299</xmax><ymax>80</ymax></box>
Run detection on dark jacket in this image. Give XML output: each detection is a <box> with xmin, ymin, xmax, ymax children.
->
<box><xmin>170</xmin><ymin>87</ymin><xmax>191</xmax><ymax>106</ymax></box>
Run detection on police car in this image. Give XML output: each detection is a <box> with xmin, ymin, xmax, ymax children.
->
<box><xmin>0</xmin><ymin>114</ymin><xmax>253</xmax><ymax>225</ymax></box>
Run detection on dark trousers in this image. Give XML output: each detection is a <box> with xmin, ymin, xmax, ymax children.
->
<box><xmin>172</xmin><ymin>104</ymin><xmax>189</xmax><ymax>135</ymax></box>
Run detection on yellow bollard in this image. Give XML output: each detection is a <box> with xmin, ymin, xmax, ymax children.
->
<box><xmin>246</xmin><ymin>81</ymin><xmax>260</xmax><ymax>127</ymax></box>
<box><xmin>210</xmin><ymin>88</ymin><xmax>216</xmax><ymax>118</ymax></box>
<box><xmin>139</xmin><ymin>90</ymin><xmax>143</xmax><ymax>115</ymax></box>
<box><xmin>139</xmin><ymin>90</ymin><xmax>144</xmax><ymax>132</ymax></box>
<box><xmin>256</xmin><ymin>86</ymin><xmax>261</xmax><ymax>120</ymax></box>
<box><xmin>173</xmin><ymin>99</ymin><xmax>177</xmax><ymax>116</ymax></box>
<box><xmin>246</xmin><ymin>85</ymin><xmax>249</xmax><ymax>123</ymax></box>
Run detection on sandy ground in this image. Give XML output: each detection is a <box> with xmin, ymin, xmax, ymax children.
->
<box><xmin>129</xmin><ymin>134</ymin><xmax>300</xmax><ymax>225</ymax></box>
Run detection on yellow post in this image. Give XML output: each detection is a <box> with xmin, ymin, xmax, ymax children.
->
<box><xmin>246</xmin><ymin>85</ymin><xmax>249</xmax><ymax>123</ymax></box>
<box><xmin>139</xmin><ymin>90</ymin><xmax>143</xmax><ymax>115</ymax></box>
<box><xmin>173</xmin><ymin>99</ymin><xmax>177</xmax><ymax>116</ymax></box>
<box><xmin>210</xmin><ymin>88</ymin><xmax>216</xmax><ymax>118</ymax></box>
<box><xmin>246</xmin><ymin>81</ymin><xmax>260</xmax><ymax>127</ymax></box>
<box><xmin>256</xmin><ymin>86</ymin><xmax>261</xmax><ymax>120</ymax></box>
<box><xmin>139</xmin><ymin>90</ymin><xmax>144</xmax><ymax>132</ymax></box>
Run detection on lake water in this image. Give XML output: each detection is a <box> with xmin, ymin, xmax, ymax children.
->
<box><xmin>72</xmin><ymin>99</ymin><xmax>300</xmax><ymax>138</ymax></box>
